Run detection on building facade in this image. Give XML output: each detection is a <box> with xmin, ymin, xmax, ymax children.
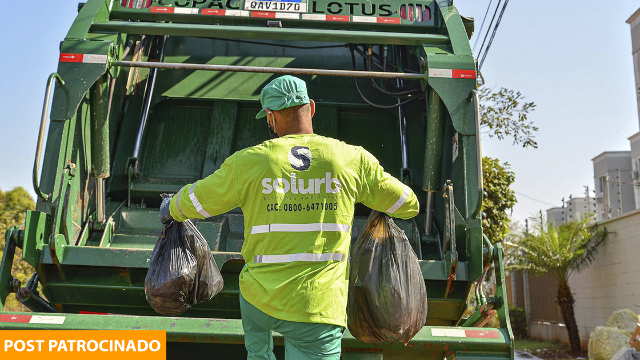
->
<box><xmin>546</xmin><ymin>197</ymin><xmax>597</xmax><ymax>227</ymax></box>
<box><xmin>628</xmin><ymin>9</ymin><xmax>640</xmax><ymax>211</ymax></box>
<box><xmin>629</xmin><ymin>8</ymin><xmax>640</xmax><ymax>125</ymax></box>
<box><xmin>546</xmin><ymin>207</ymin><xmax>565</xmax><ymax>227</ymax></box>
<box><xmin>630</xmin><ymin>133</ymin><xmax>640</xmax><ymax>207</ymax></box>
<box><xmin>592</xmin><ymin>151</ymin><xmax>636</xmax><ymax>221</ymax></box>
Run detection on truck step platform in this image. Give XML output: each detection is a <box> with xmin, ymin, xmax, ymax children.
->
<box><xmin>0</xmin><ymin>312</ymin><xmax>512</xmax><ymax>360</ymax></box>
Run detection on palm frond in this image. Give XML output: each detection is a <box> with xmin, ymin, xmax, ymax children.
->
<box><xmin>568</xmin><ymin>225</ymin><xmax>609</xmax><ymax>275</ymax></box>
<box><xmin>507</xmin><ymin>262</ymin><xmax>549</xmax><ymax>275</ymax></box>
<box><xmin>509</xmin><ymin>214</ymin><xmax>609</xmax><ymax>280</ymax></box>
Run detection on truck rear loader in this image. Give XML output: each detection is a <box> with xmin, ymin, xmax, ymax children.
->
<box><xmin>1</xmin><ymin>0</ymin><xmax>514</xmax><ymax>359</ymax></box>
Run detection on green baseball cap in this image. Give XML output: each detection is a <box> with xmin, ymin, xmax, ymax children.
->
<box><xmin>255</xmin><ymin>75</ymin><xmax>310</xmax><ymax>119</ymax></box>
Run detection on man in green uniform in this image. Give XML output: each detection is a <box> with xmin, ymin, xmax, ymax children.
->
<box><xmin>161</xmin><ymin>75</ymin><xmax>419</xmax><ymax>359</ymax></box>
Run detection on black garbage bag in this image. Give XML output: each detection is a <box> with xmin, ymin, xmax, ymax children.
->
<box><xmin>145</xmin><ymin>221</ymin><xmax>196</xmax><ymax>315</ymax></box>
<box><xmin>183</xmin><ymin>220</ymin><xmax>224</xmax><ymax>303</ymax></box>
<box><xmin>347</xmin><ymin>211</ymin><xmax>427</xmax><ymax>344</ymax></box>
<box><xmin>145</xmin><ymin>220</ymin><xmax>224</xmax><ymax>315</ymax></box>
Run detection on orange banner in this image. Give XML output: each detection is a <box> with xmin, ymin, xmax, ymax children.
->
<box><xmin>0</xmin><ymin>330</ymin><xmax>166</xmax><ymax>360</ymax></box>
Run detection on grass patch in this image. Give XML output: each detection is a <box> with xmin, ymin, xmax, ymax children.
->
<box><xmin>515</xmin><ymin>339</ymin><xmax>568</xmax><ymax>352</ymax></box>
<box><xmin>515</xmin><ymin>339</ymin><xmax>583</xmax><ymax>360</ymax></box>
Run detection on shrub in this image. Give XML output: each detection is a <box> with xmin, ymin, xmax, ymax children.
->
<box><xmin>510</xmin><ymin>306</ymin><xmax>527</xmax><ymax>339</ymax></box>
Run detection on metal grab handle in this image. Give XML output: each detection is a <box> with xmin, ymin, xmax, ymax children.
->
<box><xmin>114</xmin><ymin>61</ymin><xmax>426</xmax><ymax>81</ymax></box>
<box><xmin>471</xmin><ymin>90</ymin><xmax>484</xmax><ymax>218</ymax></box>
<box><xmin>33</xmin><ymin>73</ymin><xmax>65</xmax><ymax>201</ymax></box>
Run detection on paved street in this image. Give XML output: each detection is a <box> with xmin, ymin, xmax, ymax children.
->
<box><xmin>514</xmin><ymin>350</ymin><xmax>544</xmax><ymax>360</ymax></box>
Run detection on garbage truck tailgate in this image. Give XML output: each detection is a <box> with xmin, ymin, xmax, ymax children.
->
<box><xmin>0</xmin><ymin>311</ymin><xmax>512</xmax><ymax>360</ymax></box>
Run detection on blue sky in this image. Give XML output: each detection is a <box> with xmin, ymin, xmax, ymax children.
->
<box><xmin>0</xmin><ymin>1</ymin><xmax>639</xmax><ymax>222</ymax></box>
<box><xmin>457</xmin><ymin>0</ymin><xmax>640</xmax><ymax>221</ymax></box>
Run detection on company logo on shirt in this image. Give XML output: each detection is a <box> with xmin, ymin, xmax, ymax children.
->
<box><xmin>262</xmin><ymin>172</ymin><xmax>341</xmax><ymax>195</ymax></box>
<box><xmin>288</xmin><ymin>146</ymin><xmax>312</xmax><ymax>171</ymax></box>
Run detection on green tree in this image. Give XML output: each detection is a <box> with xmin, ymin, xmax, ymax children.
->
<box><xmin>0</xmin><ymin>187</ymin><xmax>34</xmax><ymax>235</ymax></box>
<box><xmin>478</xmin><ymin>85</ymin><xmax>536</xmax><ymax>243</ymax></box>
<box><xmin>508</xmin><ymin>214</ymin><xmax>608</xmax><ymax>356</ymax></box>
<box><xmin>481</xmin><ymin>157</ymin><xmax>517</xmax><ymax>243</ymax></box>
<box><xmin>479</xmin><ymin>86</ymin><xmax>538</xmax><ymax>148</ymax></box>
<box><xmin>0</xmin><ymin>187</ymin><xmax>36</xmax><ymax>311</ymax></box>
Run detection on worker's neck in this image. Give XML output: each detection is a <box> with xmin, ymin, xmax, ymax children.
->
<box><xmin>280</xmin><ymin>129</ymin><xmax>313</xmax><ymax>136</ymax></box>
<box><xmin>278</xmin><ymin>120</ymin><xmax>313</xmax><ymax>136</ymax></box>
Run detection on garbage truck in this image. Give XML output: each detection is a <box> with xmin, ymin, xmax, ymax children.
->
<box><xmin>1</xmin><ymin>0</ymin><xmax>514</xmax><ymax>359</ymax></box>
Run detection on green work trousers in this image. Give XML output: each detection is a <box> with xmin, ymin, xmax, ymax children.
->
<box><xmin>239</xmin><ymin>291</ymin><xmax>343</xmax><ymax>360</ymax></box>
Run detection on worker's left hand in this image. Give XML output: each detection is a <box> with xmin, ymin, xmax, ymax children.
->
<box><xmin>159</xmin><ymin>196</ymin><xmax>173</xmax><ymax>224</ymax></box>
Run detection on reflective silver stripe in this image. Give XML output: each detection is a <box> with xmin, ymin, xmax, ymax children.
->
<box><xmin>188</xmin><ymin>184</ymin><xmax>211</xmax><ymax>218</ymax></box>
<box><xmin>254</xmin><ymin>252</ymin><xmax>347</xmax><ymax>264</ymax></box>
<box><xmin>175</xmin><ymin>185</ymin><xmax>186</xmax><ymax>218</ymax></box>
<box><xmin>250</xmin><ymin>225</ymin><xmax>270</xmax><ymax>234</ymax></box>
<box><xmin>386</xmin><ymin>186</ymin><xmax>409</xmax><ymax>214</ymax></box>
<box><xmin>250</xmin><ymin>223</ymin><xmax>351</xmax><ymax>234</ymax></box>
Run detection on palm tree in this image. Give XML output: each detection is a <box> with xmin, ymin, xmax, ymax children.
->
<box><xmin>508</xmin><ymin>214</ymin><xmax>608</xmax><ymax>356</ymax></box>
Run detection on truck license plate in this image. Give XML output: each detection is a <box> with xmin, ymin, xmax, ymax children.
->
<box><xmin>244</xmin><ymin>0</ymin><xmax>308</xmax><ymax>13</ymax></box>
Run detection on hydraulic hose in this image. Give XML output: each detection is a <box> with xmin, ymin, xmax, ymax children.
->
<box><xmin>350</xmin><ymin>48</ymin><xmax>425</xmax><ymax>109</ymax></box>
<box><xmin>366</xmin><ymin>48</ymin><xmax>421</xmax><ymax>97</ymax></box>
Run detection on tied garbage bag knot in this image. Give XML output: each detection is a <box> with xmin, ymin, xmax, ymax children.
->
<box><xmin>347</xmin><ymin>211</ymin><xmax>427</xmax><ymax>344</ymax></box>
<box><xmin>145</xmin><ymin>219</ymin><xmax>224</xmax><ymax>315</ymax></box>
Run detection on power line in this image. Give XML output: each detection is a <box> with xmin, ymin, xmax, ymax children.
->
<box><xmin>472</xmin><ymin>0</ymin><xmax>494</xmax><ymax>53</ymax></box>
<box><xmin>513</xmin><ymin>190</ymin><xmax>558</xmax><ymax>207</ymax></box>
<box><xmin>476</xmin><ymin>0</ymin><xmax>502</xmax><ymax>60</ymax></box>
<box><xmin>479</xmin><ymin>0</ymin><xmax>511</xmax><ymax>69</ymax></box>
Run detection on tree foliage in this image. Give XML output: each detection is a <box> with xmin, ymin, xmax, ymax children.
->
<box><xmin>0</xmin><ymin>187</ymin><xmax>36</xmax><ymax>311</ymax></box>
<box><xmin>0</xmin><ymin>187</ymin><xmax>34</xmax><ymax>236</ymax></box>
<box><xmin>478</xmin><ymin>84</ymin><xmax>536</xmax><ymax>241</ymax></box>
<box><xmin>479</xmin><ymin>86</ymin><xmax>538</xmax><ymax>148</ymax></box>
<box><xmin>508</xmin><ymin>214</ymin><xmax>608</xmax><ymax>284</ymax></box>
<box><xmin>507</xmin><ymin>214</ymin><xmax>608</xmax><ymax>355</ymax></box>
<box><xmin>482</xmin><ymin>157</ymin><xmax>517</xmax><ymax>243</ymax></box>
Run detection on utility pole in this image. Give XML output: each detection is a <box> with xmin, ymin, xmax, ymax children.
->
<box><xmin>593</xmin><ymin>189</ymin><xmax>597</xmax><ymax>215</ymax></box>
<box><xmin>604</xmin><ymin>176</ymin><xmax>611</xmax><ymax>219</ymax></box>
<box><xmin>523</xmin><ymin>218</ymin><xmax>531</xmax><ymax>336</ymax></box>
<box><xmin>568</xmin><ymin>194</ymin><xmax>573</xmax><ymax>221</ymax></box>
<box><xmin>584</xmin><ymin>186</ymin><xmax>590</xmax><ymax>215</ymax></box>
<box><xmin>618</xmin><ymin>168</ymin><xmax>623</xmax><ymax>215</ymax></box>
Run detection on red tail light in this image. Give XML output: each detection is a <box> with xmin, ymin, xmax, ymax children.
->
<box><xmin>122</xmin><ymin>0</ymin><xmax>152</xmax><ymax>8</ymax></box>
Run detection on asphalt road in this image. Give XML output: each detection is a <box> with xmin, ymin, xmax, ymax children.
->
<box><xmin>514</xmin><ymin>350</ymin><xmax>544</xmax><ymax>360</ymax></box>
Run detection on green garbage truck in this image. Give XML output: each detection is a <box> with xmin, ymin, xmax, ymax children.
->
<box><xmin>1</xmin><ymin>0</ymin><xmax>514</xmax><ymax>358</ymax></box>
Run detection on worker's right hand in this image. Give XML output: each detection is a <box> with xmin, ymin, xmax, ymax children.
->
<box><xmin>159</xmin><ymin>196</ymin><xmax>174</xmax><ymax>224</ymax></box>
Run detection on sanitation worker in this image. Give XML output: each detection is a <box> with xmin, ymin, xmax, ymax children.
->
<box><xmin>160</xmin><ymin>75</ymin><xmax>419</xmax><ymax>359</ymax></box>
